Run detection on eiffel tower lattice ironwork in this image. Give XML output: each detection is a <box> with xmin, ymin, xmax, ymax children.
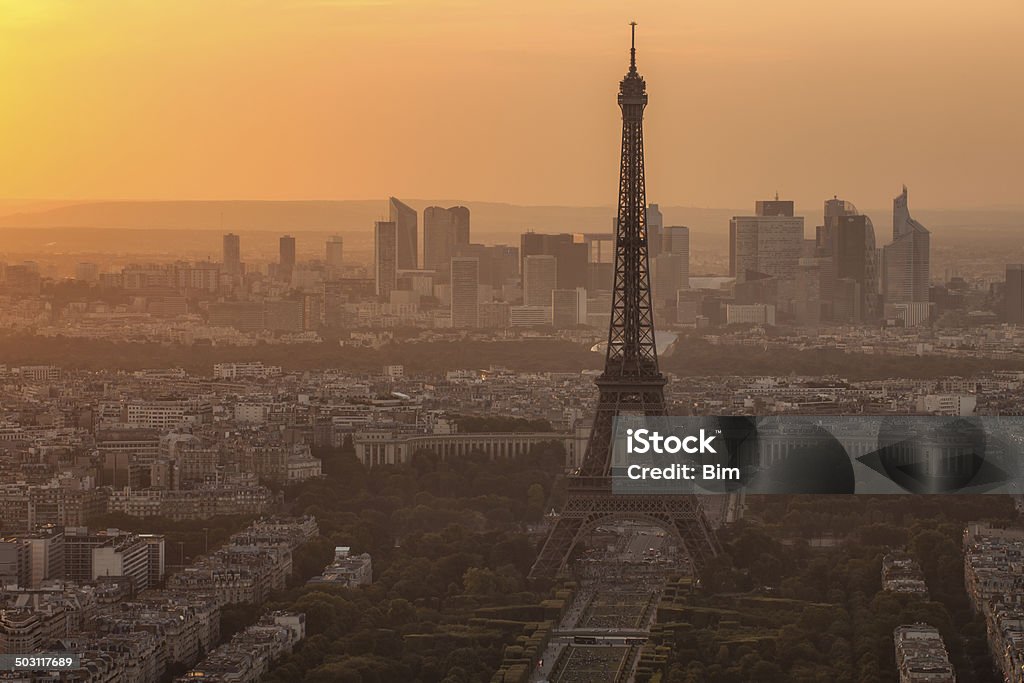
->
<box><xmin>529</xmin><ymin>23</ymin><xmax>721</xmax><ymax>581</ymax></box>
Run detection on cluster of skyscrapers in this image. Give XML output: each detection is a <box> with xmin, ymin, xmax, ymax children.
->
<box><xmin>728</xmin><ymin>188</ymin><xmax>932</xmax><ymax>328</ymax></box>
<box><xmin>208</xmin><ymin>188</ymin><xmax>942</xmax><ymax>331</ymax></box>
<box><xmin>368</xmin><ymin>199</ymin><xmax>695</xmax><ymax>330</ymax></box>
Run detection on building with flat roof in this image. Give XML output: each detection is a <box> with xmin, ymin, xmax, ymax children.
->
<box><xmin>894</xmin><ymin>624</ymin><xmax>955</xmax><ymax>683</ymax></box>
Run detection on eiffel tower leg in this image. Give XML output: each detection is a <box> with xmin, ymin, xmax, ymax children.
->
<box><xmin>531</xmin><ymin>514</ymin><xmax>584</xmax><ymax>580</ymax></box>
<box><xmin>669</xmin><ymin>499</ymin><xmax>723</xmax><ymax>570</ymax></box>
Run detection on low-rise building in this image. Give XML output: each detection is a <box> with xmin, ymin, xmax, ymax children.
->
<box><xmin>893</xmin><ymin>624</ymin><xmax>956</xmax><ymax>683</ymax></box>
<box><xmin>307</xmin><ymin>546</ymin><xmax>372</xmax><ymax>587</ymax></box>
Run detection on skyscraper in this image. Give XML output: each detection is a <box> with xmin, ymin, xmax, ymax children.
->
<box><xmin>729</xmin><ymin>200</ymin><xmax>803</xmax><ymax>281</ymax></box>
<box><xmin>519</xmin><ymin>232</ymin><xmax>588</xmax><ymax>290</ymax></box>
<box><xmin>450</xmin><ymin>257</ymin><xmax>479</xmax><ymax>328</ymax></box>
<box><xmin>388</xmin><ymin>197</ymin><xmax>418</xmax><ymax>270</ymax></box>
<box><xmin>278</xmin><ymin>235</ymin><xmax>296</xmax><ymax>283</ymax></box>
<box><xmin>882</xmin><ymin>186</ymin><xmax>931</xmax><ymax>325</ymax></box>
<box><xmin>647</xmin><ymin>203</ymin><xmax>664</xmax><ymax>257</ymax></box>
<box><xmin>423</xmin><ymin>206</ymin><xmax>470</xmax><ymax>279</ymax></box>
<box><xmin>223</xmin><ymin>233</ymin><xmax>241</xmax><ymax>275</ymax></box>
<box><xmin>660</xmin><ymin>225</ymin><xmax>690</xmax><ymax>297</ymax></box>
<box><xmin>816</xmin><ymin>197</ymin><xmax>879</xmax><ymax>322</ymax></box>
<box><xmin>374</xmin><ymin>221</ymin><xmax>398</xmax><ymax>300</ymax></box>
<box><xmin>1005</xmin><ymin>264</ymin><xmax>1024</xmax><ymax>324</ymax></box>
<box><xmin>551</xmin><ymin>288</ymin><xmax>587</xmax><ymax>328</ymax></box>
<box><xmin>652</xmin><ymin>253</ymin><xmax>685</xmax><ymax>309</ymax></box>
<box><xmin>575</xmin><ymin>232</ymin><xmax>615</xmax><ymax>291</ymax></box>
<box><xmin>523</xmin><ymin>254</ymin><xmax>557</xmax><ymax>308</ymax></box>
<box><xmin>454</xmin><ymin>243</ymin><xmax>519</xmax><ymax>289</ymax></box>
<box><xmin>326</xmin><ymin>235</ymin><xmax>344</xmax><ymax>278</ymax></box>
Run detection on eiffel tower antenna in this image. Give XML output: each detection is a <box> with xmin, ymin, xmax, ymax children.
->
<box><xmin>530</xmin><ymin>25</ymin><xmax>720</xmax><ymax>581</ymax></box>
<box><xmin>629</xmin><ymin>21</ymin><xmax>637</xmax><ymax>72</ymax></box>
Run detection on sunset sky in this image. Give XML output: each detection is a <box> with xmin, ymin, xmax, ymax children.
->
<box><xmin>2</xmin><ymin>0</ymin><xmax>1022</xmax><ymax>209</ymax></box>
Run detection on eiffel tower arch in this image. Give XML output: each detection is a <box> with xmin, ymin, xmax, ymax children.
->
<box><xmin>530</xmin><ymin>24</ymin><xmax>721</xmax><ymax>581</ymax></box>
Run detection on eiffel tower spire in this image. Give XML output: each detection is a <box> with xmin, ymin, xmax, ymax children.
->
<box><xmin>530</xmin><ymin>24</ymin><xmax>720</xmax><ymax>581</ymax></box>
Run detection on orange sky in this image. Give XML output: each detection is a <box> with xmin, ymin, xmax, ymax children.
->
<box><xmin>1</xmin><ymin>0</ymin><xmax>1022</xmax><ymax>209</ymax></box>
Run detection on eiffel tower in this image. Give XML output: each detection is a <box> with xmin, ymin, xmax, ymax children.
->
<box><xmin>530</xmin><ymin>24</ymin><xmax>721</xmax><ymax>581</ymax></box>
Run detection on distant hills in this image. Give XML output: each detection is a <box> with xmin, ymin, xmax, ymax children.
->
<box><xmin>1</xmin><ymin>199</ymin><xmax>1022</xmax><ymax>247</ymax></box>
<box><xmin>0</xmin><ymin>199</ymin><xmax>736</xmax><ymax>240</ymax></box>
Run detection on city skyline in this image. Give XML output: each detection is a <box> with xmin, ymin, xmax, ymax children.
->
<box><xmin>1</xmin><ymin>2</ymin><xmax>1022</xmax><ymax>210</ymax></box>
<box><xmin>2</xmin><ymin>16</ymin><xmax>1024</xmax><ymax>681</ymax></box>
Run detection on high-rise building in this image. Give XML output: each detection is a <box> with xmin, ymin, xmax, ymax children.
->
<box><xmin>479</xmin><ymin>301</ymin><xmax>512</xmax><ymax>329</ymax></box>
<box><xmin>523</xmin><ymin>254</ymin><xmax>558</xmax><ymax>309</ymax></box>
<box><xmin>423</xmin><ymin>206</ymin><xmax>470</xmax><ymax>279</ymax></box>
<box><xmin>647</xmin><ymin>203</ymin><xmax>664</xmax><ymax>257</ymax></box>
<box><xmin>223</xmin><ymin>233</ymin><xmax>241</xmax><ymax>275</ymax></box>
<box><xmin>676</xmin><ymin>289</ymin><xmax>700</xmax><ymax>325</ymax></box>
<box><xmin>552</xmin><ymin>288</ymin><xmax>587</xmax><ymax>328</ymax></box>
<box><xmin>450</xmin><ymin>257</ymin><xmax>480</xmax><ymax>328</ymax></box>
<box><xmin>1006</xmin><ymin>264</ymin><xmax>1024</xmax><ymax>324</ymax></box>
<box><xmin>816</xmin><ymin>197</ymin><xmax>879</xmax><ymax>322</ymax></box>
<box><xmin>883</xmin><ymin>186</ymin><xmax>931</xmax><ymax>324</ymax></box>
<box><xmin>794</xmin><ymin>257</ymin><xmax>826</xmax><ymax>327</ymax></box>
<box><xmin>653</xmin><ymin>225</ymin><xmax>690</xmax><ymax>306</ymax></box>
<box><xmin>374</xmin><ymin>221</ymin><xmax>398</xmax><ymax>300</ymax></box>
<box><xmin>575</xmin><ymin>233</ymin><xmax>615</xmax><ymax>292</ymax></box>
<box><xmin>389</xmin><ymin>197</ymin><xmax>418</xmax><ymax>270</ymax></box>
<box><xmin>520</xmin><ymin>232</ymin><xmax>587</xmax><ymax>290</ymax></box>
<box><xmin>326</xmin><ymin>235</ymin><xmax>344</xmax><ymax>277</ymax></box>
<box><xmin>454</xmin><ymin>243</ymin><xmax>519</xmax><ymax>288</ymax></box>
<box><xmin>278</xmin><ymin>235</ymin><xmax>296</xmax><ymax>283</ymax></box>
<box><xmin>651</xmin><ymin>253</ymin><xmax>685</xmax><ymax>309</ymax></box>
<box><xmin>729</xmin><ymin>200</ymin><xmax>803</xmax><ymax>282</ymax></box>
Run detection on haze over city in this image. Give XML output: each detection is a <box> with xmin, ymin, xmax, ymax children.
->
<box><xmin>2</xmin><ymin>0</ymin><xmax>1022</xmax><ymax>209</ymax></box>
<box><xmin>4</xmin><ymin>3</ymin><xmax>1024</xmax><ymax>683</ymax></box>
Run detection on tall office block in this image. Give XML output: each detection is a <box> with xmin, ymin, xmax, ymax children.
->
<box><xmin>455</xmin><ymin>243</ymin><xmax>519</xmax><ymax>288</ymax></box>
<box><xmin>389</xmin><ymin>197</ymin><xmax>418</xmax><ymax>270</ymax></box>
<box><xmin>662</xmin><ymin>225</ymin><xmax>690</xmax><ymax>293</ymax></box>
<box><xmin>520</xmin><ymin>232</ymin><xmax>587</xmax><ymax>290</ymax></box>
<box><xmin>729</xmin><ymin>200</ymin><xmax>803</xmax><ymax>281</ymax></box>
<box><xmin>223</xmin><ymin>233</ymin><xmax>241</xmax><ymax>275</ymax></box>
<box><xmin>647</xmin><ymin>203</ymin><xmax>664</xmax><ymax>257</ymax></box>
<box><xmin>552</xmin><ymin>288</ymin><xmax>587</xmax><ymax>328</ymax></box>
<box><xmin>450</xmin><ymin>257</ymin><xmax>480</xmax><ymax>328</ymax></box>
<box><xmin>523</xmin><ymin>254</ymin><xmax>558</xmax><ymax>308</ymax></box>
<box><xmin>574</xmin><ymin>232</ymin><xmax>615</xmax><ymax>292</ymax></box>
<box><xmin>424</xmin><ymin>206</ymin><xmax>470</xmax><ymax>279</ymax></box>
<box><xmin>374</xmin><ymin>221</ymin><xmax>398</xmax><ymax>300</ymax></box>
<box><xmin>652</xmin><ymin>253</ymin><xmax>685</xmax><ymax>309</ymax></box>
<box><xmin>816</xmin><ymin>197</ymin><xmax>879</xmax><ymax>322</ymax></box>
<box><xmin>326</xmin><ymin>235</ymin><xmax>344</xmax><ymax>277</ymax></box>
<box><xmin>279</xmin><ymin>235</ymin><xmax>296</xmax><ymax>283</ymax></box>
<box><xmin>883</xmin><ymin>187</ymin><xmax>931</xmax><ymax>325</ymax></box>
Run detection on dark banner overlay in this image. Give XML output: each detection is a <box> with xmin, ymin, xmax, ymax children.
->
<box><xmin>610</xmin><ymin>416</ymin><xmax>1024</xmax><ymax>495</ymax></box>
